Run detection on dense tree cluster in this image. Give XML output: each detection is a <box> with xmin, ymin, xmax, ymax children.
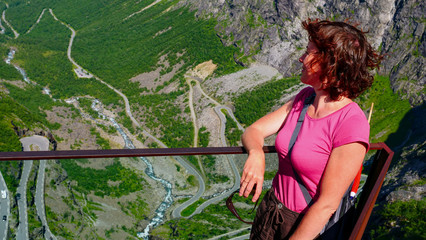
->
<box><xmin>234</xmin><ymin>77</ymin><xmax>299</xmax><ymax>126</ymax></box>
<box><xmin>60</xmin><ymin>158</ymin><xmax>148</xmax><ymax>198</ymax></box>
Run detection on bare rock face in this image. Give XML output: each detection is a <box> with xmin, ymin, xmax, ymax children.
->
<box><xmin>179</xmin><ymin>0</ymin><xmax>425</xmax><ymax>106</ymax></box>
<box><xmin>381</xmin><ymin>140</ymin><xmax>426</xmax><ymax>202</ymax></box>
<box><xmin>381</xmin><ymin>0</ymin><xmax>425</xmax><ymax>106</ymax></box>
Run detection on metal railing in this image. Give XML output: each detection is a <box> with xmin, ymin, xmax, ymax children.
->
<box><xmin>0</xmin><ymin>143</ymin><xmax>393</xmax><ymax>239</ymax></box>
<box><xmin>350</xmin><ymin>142</ymin><xmax>394</xmax><ymax>240</ymax></box>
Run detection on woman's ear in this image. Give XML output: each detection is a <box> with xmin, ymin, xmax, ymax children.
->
<box><xmin>319</xmin><ymin>76</ymin><xmax>329</xmax><ymax>90</ymax></box>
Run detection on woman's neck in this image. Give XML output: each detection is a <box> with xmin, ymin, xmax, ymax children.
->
<box><xmin>309</xmin><ymin>88</ymin><xmax>352</xmax><ymax>119</ymax></box>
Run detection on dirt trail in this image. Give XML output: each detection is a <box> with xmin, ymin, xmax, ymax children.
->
<box><xmin>123</xmin><ymin>0</ymin><xmax>163</xmax><ymax>21</ymax></box>
<box><xmin>0</xmin><ymin>14</ymin><xmax>5</xmax><ymax>34</ymax></box>
<box><xmin>183</xmin><ymin>61</ymin><xmax>218</xmax><ymax>178</ymax></box>
<box><xmin>2</xmin><ymin>5</ymin><xmax>19</xmax><ymax>38</ymax></box>
<box><xmin>186</xmin><ymin>77</ymin><xmax>198</xmax><ymax>147</ymax></box>
<box><xmin>179</xmin><ymin>61</ymin><xmax>245</xmax><ymax>217</ymax></box>
<box><xmin>49</xmin><ymin>9</ymin><xmax>93</xmax><ymax>79</ymax></box>
<box><xmin>26</xmin><ymin>9</ymin><xmax>46</xmax><ymax>34</ymax></box>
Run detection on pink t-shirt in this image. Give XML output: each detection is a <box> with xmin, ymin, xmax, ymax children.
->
<box><xmin>272</xmin><ymin>87</ymin><xmax>370</xmax><ymax>213</ymax></box>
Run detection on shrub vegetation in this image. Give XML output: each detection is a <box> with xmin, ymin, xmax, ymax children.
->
<box><xmin>370</xmin><ymin>199</ymin><xmax>425</xmax><ymax>239</ymax></box>
<box><xmin>60</xmin><ymin>158</ymin><xmax>148</xmax><ymax>198</ymax></box>
<box><xmin>355</xmin><ymin>75</ymin><xmax>412</xmax><ymax>147</ymax></box>
<box><xmin>234</xmin><ymin>77</ymin><xmax>299</xmax><ymax>126</ymax></box>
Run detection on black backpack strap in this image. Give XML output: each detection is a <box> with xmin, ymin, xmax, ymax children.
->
<box><xmin>288</xmin><ymin>92</ymin><xmax>316</xmax><ymax>206</ymax></box>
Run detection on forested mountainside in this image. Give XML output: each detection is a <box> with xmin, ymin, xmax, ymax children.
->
<box><xmin>0</xmin><ymin>0</ymin><xmax>424</xmax><ymax>239</ymax></box>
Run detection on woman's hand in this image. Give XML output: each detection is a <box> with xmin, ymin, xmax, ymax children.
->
<box><xmin>239</xmin><ymin>149</ymin><xmax>265</xmax><ymax>202</ymax></box>
<box><xmin>239</xmin><ymin>97</ymin><xmax>295</xmax><ymax>202</ymax></box>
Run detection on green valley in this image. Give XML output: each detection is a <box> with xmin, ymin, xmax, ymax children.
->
<box><xmin>0</xmin><ymin>0</ymin><xmax>423</xmax><ymax>239</ymax></box>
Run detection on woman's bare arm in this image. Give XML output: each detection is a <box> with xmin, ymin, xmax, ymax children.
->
<box><xmin>289</xmin><ymin>142</ymin><xmax>367</xmax><ymax>240</ymax></box>
<box><xmin>239</xmin><ymin>97</ymin><xmax>295</xmax><ymax>202</ymax></box>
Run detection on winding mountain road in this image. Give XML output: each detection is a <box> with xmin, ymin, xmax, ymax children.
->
<box><xmin>49</xmin><ymin>9</ymin><xmax>93</xmax><ymax>79</ymax></box>
<box><xmin>49</xmin><ymin>8</ymin><xmax>170</xmax><ymax>149</ymax></box>
<box><xmin>170</xmin><ymin>157</ymin><xmax>206</xmax><ymax>218</ymax></box>
<box><xmin>173</xmin><ymin>74</ymin><xmax>244</xmax><ymax>218</ymax></box>
<box><xmin>185</xmin><ymin>77</ymin><xmax>207</xmax><ymax>178</ymax></box>
<box><xmin>20</xmin><ymin>136</ymin><xmax>57</xmax><ymax>240</ymax></box>
<box><xmin>15</xmin><ymin>160</ymin><xmax>31</xmax><ymax>240</ymax></box>
<box><xmin>16</xmin><ymin>137</ymin><xmax>41</xmax><ymax>240</ymax></box>
<box><xmin>36</xmin><ymin>159</ymin><xmax>57</xmax><ymax>240</ymax></box>
<box><xmin>0</xmin><ymin>171</ymin><xmax>10</xmax><ymax>240</ymax></box>
<box><xmin>208</xmin><ymin>227</ymin><xmax>251</xmax><ymax>240</ymax></box>
<box><xmin>186</xmin><ymin>78</ymin><xmax>199</xmax><ymax>147</ymax></box>
<box><xmin>1</xmin><ymin>4</ymin><xmax>19</xmax><ymax>39</ymax></box>
<box><xmin>0</xmin><ymin>15</ymin><xmax>5</xmax><ymax>34</ymax></box>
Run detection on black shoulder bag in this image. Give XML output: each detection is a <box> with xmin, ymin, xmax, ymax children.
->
<box><xmin>289</xmin><ymin>93</ymin><xmax>356</xmax><ymax>240</ymax></box>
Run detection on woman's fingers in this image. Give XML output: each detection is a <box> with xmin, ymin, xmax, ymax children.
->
<box><xmin>252</xmin><ymin>181</ymin><xmax>263</xmax><ymax>202</ymax></box>
<box><xmin>239</xmin><ymin>179</ymin><xmax>248</xmax><ymax>196</ymax></box>
<box><xmin>239</xmin><ymin>153</ymin><xmax>265</xmax><ymax>200</ymax></box>
<box><xmin>239</xmin><ymin>173</ymin><xmax>263</xmax><ymax>202</ymax></box>
<box><xmin>239</xmin><ymin>172</ymin><xmax>251</xmax><ymax>195</ymax></box>
<box><xmin>244</xmin><ymin>181</ymin><xmax>256</xmax><ymax>197</ymax></box>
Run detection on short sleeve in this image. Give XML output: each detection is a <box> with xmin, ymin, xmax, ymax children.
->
<box><xmin>334</xmin><ymin>114</ymin><xmax>370</xmax><ymax>151</ymax></box>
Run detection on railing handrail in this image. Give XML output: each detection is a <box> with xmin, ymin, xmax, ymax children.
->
<box><xmin>0</xmin><ymin>143</ymin><xmax>393</xmax><ymax>240</ymax></box>
<box><xmin>0</xmin><ymin>146</ymin><xmax>277</xmax><ymax>161</ymax></box>
<box><xmin>0</xmin><ymin>143</ymin><xmax>389</xmax><ymax>161</ymax></box>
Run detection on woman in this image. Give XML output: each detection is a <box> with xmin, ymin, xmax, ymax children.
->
<box><xmin>239</xmin><ymin>19</ymin><xmax>383</xmax><ymax>239</ymax></box>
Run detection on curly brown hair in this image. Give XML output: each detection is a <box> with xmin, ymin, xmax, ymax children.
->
<box><xmin>302</xmin><ymin>19</ymin><xmax>383</xmax><ymax>100</ymax></box>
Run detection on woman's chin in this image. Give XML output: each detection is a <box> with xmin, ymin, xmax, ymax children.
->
<box><xmin>300</xmin><ymin>77</ymin><xmax>310</xmax><ymax>85</ymax></box>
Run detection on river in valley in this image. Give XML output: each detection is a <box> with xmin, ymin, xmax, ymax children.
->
<box><xmin>5</xmin><ymin>49</ymin><xmax>54</xmax><ymax>98</ymax></box>
<box><xmin>5</xmin><ymin>49</ymin><xmax>31</xmax><ymax>84</ymax></box>
<box><xmin>91</xmin><ymin>99</ymin><xmax>173</xmax><ymax>240</ymax></box>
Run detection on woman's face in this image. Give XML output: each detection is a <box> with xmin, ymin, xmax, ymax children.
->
<box><xmin>299</xmin><ymin>41</ymin><xmax>322</xmax><ymax>87</ymax></box>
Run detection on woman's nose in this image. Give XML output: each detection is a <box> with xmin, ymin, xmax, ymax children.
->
<box><xmin>299</xmin><ymin>54</ymin><xmax>305</xmax><ymax>63</ymax></box>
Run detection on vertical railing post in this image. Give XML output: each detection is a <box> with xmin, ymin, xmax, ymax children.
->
<box><xmin>349</xmin><ymin>143</ymin><xmax>394</xmax><ymax>240</ymax></box>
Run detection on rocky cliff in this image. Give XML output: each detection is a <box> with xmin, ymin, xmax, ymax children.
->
<box><xmin>178</xmin><ymin>0</ymin><xmax>425</xmax><ymax>106</ymax></box>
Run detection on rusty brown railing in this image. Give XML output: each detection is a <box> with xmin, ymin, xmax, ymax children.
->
<box><xmin>0</xmin><ymin>146</ymin><xmax>275</xmax><ymax>161</ymax></box>
<box><xmin>0</xmin><ymin>143</ymin><xmax>393</xmax><ymax>239</ymax></box>
<box><xmin>350</xmin><ymin>142</ymin><xmax>394</xmax><ymax>240</ymax></box>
